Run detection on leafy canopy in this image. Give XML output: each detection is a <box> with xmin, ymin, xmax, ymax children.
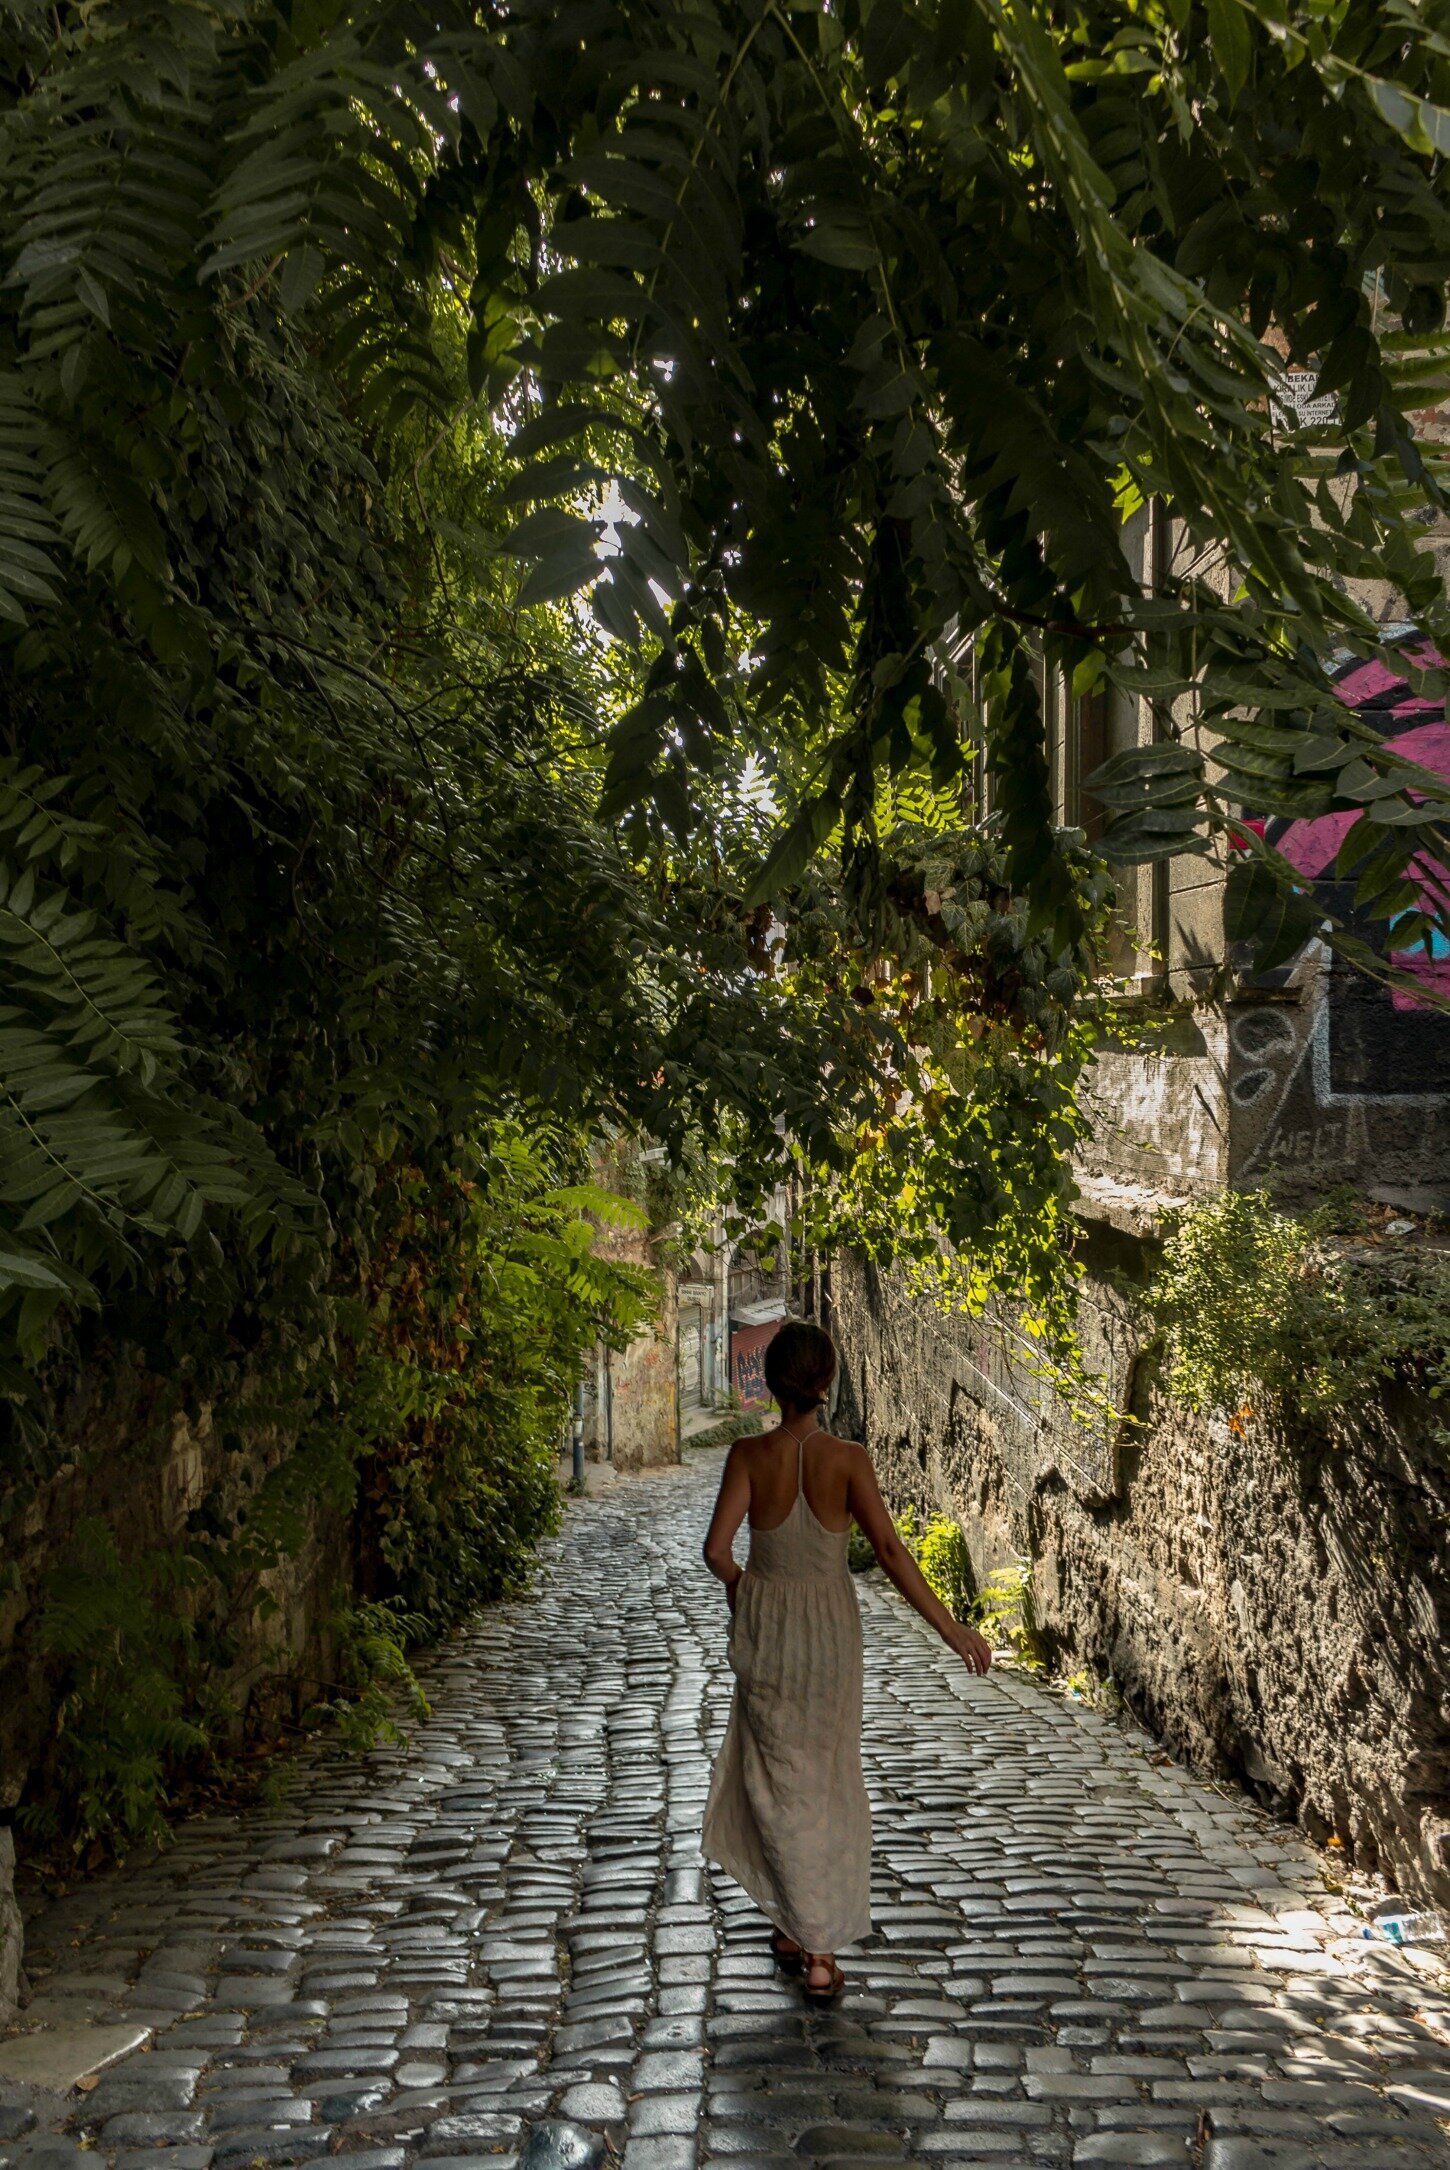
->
<box><xmin>67</xmin><ymin>0</ymin><xmax>1445</xmax><ymax>962</ymax></box>
<box><xmin>4</xmin><ymin>0</ymin><xmax>1450</xmax><ymax>1395</ymax></box>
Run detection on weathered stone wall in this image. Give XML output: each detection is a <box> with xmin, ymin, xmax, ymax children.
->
<box><xmin>0</xmin><ymin>1831</ymin><xmax>18</xmax><ymax>2020</ymax></box>
<box><xmin>582</xmin><ymin>1214</ymin><xmax>681</xmax><ymax>1474</ymax></box>
<box><xmin>606</xmin><ymin>1271</ymin><xmax>681</xmax><ymax>1473</ymax></box>
<box><xmin>0</xmin><ymin>1367</ymin><xmax>351</xmax><ymax>2022</ymax></box>
<box><xmin>831</xmin><ymin>1244</ymin><xmax>1450</xmax><ymax>1915</ymax></box>
<box><xmin>0</xmin><ymin>1379</ymin><xmax>350</xmax><ymax>1815</ymax></box>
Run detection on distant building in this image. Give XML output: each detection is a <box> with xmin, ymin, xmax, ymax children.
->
<box><xmin>676</xmin><ymin>1189</ymin><xmax>793</xmax><ymax>1431</ymax></box>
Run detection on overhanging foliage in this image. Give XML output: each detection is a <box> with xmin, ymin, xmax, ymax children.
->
<box><xmin>4</xmin><ymin>0</ymin><xmax>1450</xmax><ymax>1390</ymax></box>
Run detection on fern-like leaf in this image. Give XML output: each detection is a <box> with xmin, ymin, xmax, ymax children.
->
<box><xmin>0</xmin><ymin>370</ymin><xmax>61</xmax><ymax>621</ymax></box>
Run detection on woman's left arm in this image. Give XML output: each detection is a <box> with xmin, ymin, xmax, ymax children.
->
<box><xmin>702</xmin><ymin>1441</ymin><xmax>752</xmax><ymax>1611</ymax></box>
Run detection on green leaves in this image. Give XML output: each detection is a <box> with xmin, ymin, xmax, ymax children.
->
<box><xmin>10</xmin><ymin>0</ymin><xmax>1430</xmax><ymax>986</ymax></box>
<box><xmin>1086</xmin><ymin>740</ymin><xmax>1210</xmax><ymax>863</ymax></box>
<box><xmin>0</xmin><ymin>791</ymin><xmax>295</xmax><ymax>1348</ymax></box>
<box><xmin>1360</xmin><ymin>74</ymin><xmax>1450</xmax><ymax>161</ymax></box>
<box><xmin>0</xmin><ymin>860</ymin><xmax>181</xmax><ymax>1078</ymax></box>
<box><xmin>505</xmin><ymin>506</ymin><xmax>603</xmax><ymax>606</ymax></box>
<box><xmin>46</xmin><ymin>439</ymin><xmax>170</xmax><ymax>585</ymax></box>
<box><xmin>745</xmin><ymin>794</ymin><xmax>843</xmax><ymax>909</ymax></box>
<box><xmin>1</xmin><ymin>0</ymin><xmax>1449</xmax><ymax>1424</ymax></box>
<box><xmin>1224</xmin><ymin>851</ymin><xmax>1324</xmax><ymax>976</ymax></box>
<box><xmin>1205</xmin><ymin>0</ymin><xmax>1253</xmax><ymax>103</ymax></box>
<box><xmin>0</xmin><ymin>374</ymin><xmax>60</xmax><ymax>622</ymax></box>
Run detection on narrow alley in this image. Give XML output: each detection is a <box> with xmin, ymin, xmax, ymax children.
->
<box><xmin>2</xmin><ymin>1453</ymin><xmax>1448</xmax><ymax>2170</ymax></box>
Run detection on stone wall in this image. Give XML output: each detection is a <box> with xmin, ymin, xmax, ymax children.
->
<box><xmin>582</xmin><ymin>1215</ymin><xmax>681</xmax><ymax>1474</ymax></box>
<box><xmin>605</xmin><ymin>1275</ymin><xmax>681</xmax><ymax>1474</ymax></box>
<box><xmin>830</xmin><ymin>1244</ymin><xmax>1450</xmax><ymax>1916</ymax></box>
<box><xmin>0</xmin><ymin>1366</ymin><xmax>352</xmax><ymax>2023</ymax></box>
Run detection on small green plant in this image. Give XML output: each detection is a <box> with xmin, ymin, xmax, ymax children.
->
<box><xmin>1062</xmin><ymin>1667</ymin><xmax>1122</xmax><ymax>1714</ymax></box>
<box><xmin>863</xmin><ymin>1505</ymin><xmax>975</xmax><ymax>1617</ymax></box>
<box><xmin>972</xmin><ymin>1554</ymin><xmax>1046</xmax><ymax>1671</ymax></box>
<box><xmin>916</xmin><ymin>1514</ymin><xmax>975</xmax><ymax>1620</ymax></box>
<box><xmin>1150</xmin><ymin>1188</ymin><xmax>1450</xmax><ymax>1421</ymax></box>
<box><xmin>19</xmin><ymin>1523</ymin><xmax>219</xmax><ymax>1861</ymax></box>
<box><xmin>305</xmin><ymin>1599</ymin><xmax>431</xmax><ymax>1754</ymax></box>
<box><xmin>847</xmin><ymin>1522</ymin><xmax>876</xmax><ymax>1574</ymax></box>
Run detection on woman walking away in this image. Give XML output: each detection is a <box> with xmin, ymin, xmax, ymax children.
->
<box><xmin>701</xmin><ymin>1320</ymin><xmax>992</xmax><ymax>2003</ymax></box>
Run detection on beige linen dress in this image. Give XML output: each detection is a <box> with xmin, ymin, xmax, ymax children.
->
<box><xmin>702</xmin><ymin>1430</ymin><xmax>872</xmax><ymax>1953</ymax></box>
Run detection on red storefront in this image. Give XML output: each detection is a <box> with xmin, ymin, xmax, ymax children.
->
<box><xmin>729</xmin><ymin>1298</ymin><xmax>788</xmax><ymax>1409</ymax></box>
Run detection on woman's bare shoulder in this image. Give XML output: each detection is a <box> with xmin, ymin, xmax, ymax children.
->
<box><xmin>728</xmin><ymin>1426</ymin><xmax>780</xmax><ymax>1460</ymax></box>
<box><xmin>820</xmin><ymin>1427</ymin><xmax>867</xmax><ymax>1460</ymax></box>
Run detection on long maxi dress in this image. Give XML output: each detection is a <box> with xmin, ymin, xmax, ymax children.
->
<box><xmin>702</xmin><ymin>1428</ymin><xmax>872</xmax><ymax>1954</ymax></box>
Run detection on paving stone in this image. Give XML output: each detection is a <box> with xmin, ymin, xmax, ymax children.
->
<box><xmin>423</xmin><ymin>2113</ymin><xmax>525</xmax><ymax>2150</ymax></box>
<box><xmin>6</xmin><ymin>2142</ymin><xmax>91</xmax><ymax>2170</ymax></box>
<box><xmin>0</xmin><ymin>2024</ymin><xmax>154</xmax><ymax>2092</ymax></box>
<box><xmin>1071</xmin><ymin>2140</ymin><xmax>1190</xmax><ymax>2165</ymax></box>
<box><xmin>632</xmin><ymin>2051</ymin><xmax>703</xmax><ymax>2091</ymax></box>
<box><xmin>555</xmin><ymin>2083</ymin><xmax>626</xmax><ymax>2120</ymax></box>
<box><xmin>620</xmin><ymin>2144</ymin><xmax>693</xmax><ymax>2170</ymax></box>
<box><xmin>422</xmin><ymin>2159</ymin><xmax>526</xmax><ymax>2170</ymax></box>
<box><xmin>316</xmin><ymin>2085</ymin><xmax>392</xmax><ymax>2120</ymax></box>
<box><xmin>114</xmin><ymin>2148</ymin><xmax>214</xmax><ymax>2170</ymax></box>
<box><xmin>209</xmin><ymin>2131</ymin><xmax>335</xmax><ymax>2170</ymax></box>
<box><xmin>207</xmin><ymin>2098</ymin><xmax>318</xmax><ymax>2133</ymax></box>
<box><xmin>1201</xmin><ymin>2147</ymin><xmax>1314</xmax><ymax>2170</ymax></box>
<box><xmin>82</xmin><ymin>2072</ymin><xmax>198</xmax><ymax>2118</ymax></box>
<box><xmin>2</xmin><ymin>1454</ymin><xmax>1434</xmax><ymax>2170</ymax></box>
<box><xmin>96</xmin><ymin>2110</ymin><xmax>209</xmax><ymax>2143</ymax></box>
<box><xmin>628</xmin><ymin>2094</ymin><xmax>700</xmax><ymax>2136</ymax></box>
<box><xmin>518</xmin><ymin>2125</ymin><xmax>608</xmax><ymax>2170</ymax></box>
<box><xmin>794</xmin><ymin>2131</ymin><xmax>907</xmax><ymax>2159</ymax></box>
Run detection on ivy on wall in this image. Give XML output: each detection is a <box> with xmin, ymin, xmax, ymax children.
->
<box><xmin>1148</xmin><ymin>1188</ymin><xmax>1450</xmax><ymax>1424</ymax></box>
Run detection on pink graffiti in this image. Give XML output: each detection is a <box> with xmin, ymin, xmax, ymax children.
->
<box><xmin>1247</xmin><ymin>647</ymin><xmax>1450</xmax><ymax>1010</ymax></box>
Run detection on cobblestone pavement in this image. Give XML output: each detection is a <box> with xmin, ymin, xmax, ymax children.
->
<box><xmin>4</xmin><ymin>1451</ymin><xmax>1450</xmax><ymax>2170</ymax></box>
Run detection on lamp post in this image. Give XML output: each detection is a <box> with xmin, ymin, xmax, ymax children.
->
<box><xmin>572</xmin><ymin>1380</ymin><xmax>586</xmax><ymax>1489</ymax></box>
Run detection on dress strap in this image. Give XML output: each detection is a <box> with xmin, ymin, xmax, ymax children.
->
<box><xmin>793</xmin><ymin>1423</ymin><xmax>823</xmax><ymax>1508</ymax></box>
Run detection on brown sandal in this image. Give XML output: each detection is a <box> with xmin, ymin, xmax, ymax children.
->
<box><xmin>770</xmin><ymin>1929</ymin><xmax>803</xmax><ymax>1973</ymax></box>
<box><xmin>802</xmin><ymin>1954</ymin><xmax>845</xmax><ymax>2001</ymax></box>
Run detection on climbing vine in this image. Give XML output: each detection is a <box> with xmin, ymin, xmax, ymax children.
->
<box><xmin>347</xmin><ymin>1134</ymin><xmax>655</xmax><ymax>1633</ymax></box>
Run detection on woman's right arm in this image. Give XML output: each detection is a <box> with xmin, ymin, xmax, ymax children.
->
<box><xmin>702</xmin><ymin>1439</ymin><xmax>753</xmax><ymax>1612</ymax></box>
<box><xmin>846</xmin><ymin>1443</ymin><xmax>992</xmax><ymax>1675</ymax></box>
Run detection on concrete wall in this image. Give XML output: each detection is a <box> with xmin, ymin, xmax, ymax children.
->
<box><xmin>830</xmin><ymin>1246</ymin><xmax>1450</xmax><ymax>1915</ymax></box>
<box><xmin>1080</xmin><ymin>924</ymin><xmax>1450</xmax><ymax>1232</ymax></box>
<box><xmin>1228</xmin><ymin>950</ymin><xmax>1450</xmax><ymax>1214</ymax></box>
<box><xmin>1079</xmin><ymin>963</ymin><xmax>1450</xmax><ymax>1220</ymax></box>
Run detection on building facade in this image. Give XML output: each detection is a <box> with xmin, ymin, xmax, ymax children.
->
<box><xmin>959</xmin><ymin>495</ymin><xmax>1450</xmax><ymax>1223</ymax></box>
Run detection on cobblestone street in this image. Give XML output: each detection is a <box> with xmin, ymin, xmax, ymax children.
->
<box><xmin>3</xmin><ymin>1451</ymin><xmax>1449</xmax><ymax>2170</ymax></box>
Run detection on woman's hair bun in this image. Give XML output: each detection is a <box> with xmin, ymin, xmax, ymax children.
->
<box><xmin>763</xmin><ymin>1318</ymin><xmax>838</xmax><ymax>1412</ymax></box>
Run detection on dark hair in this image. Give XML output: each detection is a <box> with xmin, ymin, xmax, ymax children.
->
<box><xmin>764</xmin><ymin>1319</ymin><xmax>837</xmax><ymax>1414</ymax></box>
